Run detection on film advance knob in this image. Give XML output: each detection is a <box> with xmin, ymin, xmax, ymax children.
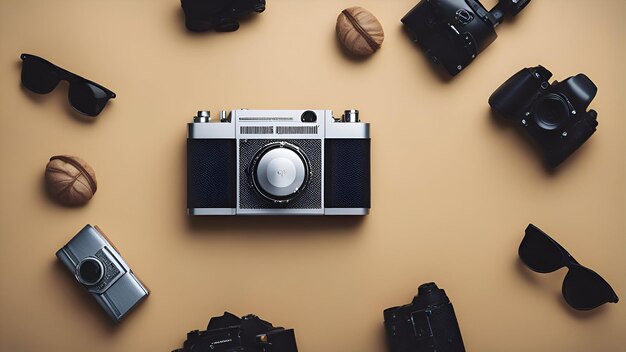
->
<box><xmin>254</xmin><ymin>146</ymin><xmax>307</xmax><ymax>201</ymax></box>
<box><xmin>342</xmin><ymin>109</ymin><xmax>360</xmax><ymax>122</ymax></box>
<box><xmin>193</xmin><ymin>110</ymin><xmax>210</xmax><ymax>123</ymax></box>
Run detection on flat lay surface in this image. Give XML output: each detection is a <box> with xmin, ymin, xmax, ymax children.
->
<box><xmin>0</xmin><ymin>0</ymin><xmax>625</xmax><ymax>351</ymax></box>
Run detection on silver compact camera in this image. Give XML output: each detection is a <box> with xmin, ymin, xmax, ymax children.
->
<box><xmin>187</xmin><ymin>109</ymin><xmax>371</xmax><ymax>215</ymax></box>
<box><xmin>56</xmin><ymin>225</ymin><xmax>149</xmax><ymax>323</ymax></box>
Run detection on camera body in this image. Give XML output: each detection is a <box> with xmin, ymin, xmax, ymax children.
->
<box><xmin>56</xmin><ymin>225</ymin><xmax>149</xmax><ymax>323</ymax></box>
<box><xmin>401</xmin><ymin>0</ymin><xmax>531</xmax><ymax>76</ymax></box>
<box><xmin>489</xmin><ymin>66</ymin><xmax>599</xmax><ymax>168</ymax></box>
<box><xmin>384</xmin><ymin>283</ymin><xmax>465</xmax><ymax>352</ymax></box>
<box><xmin>181</xmin><ymin>0</ymin><xmax>266</xmax><ymax>32</ymax></box>
<box><xmin>187</xmin><ymin>109</ymin><xmax>371</xmax><ymax>216</ymax></box>
<box><xmin>173</xmin><ymin>312</ymin><xmax>298</xmax><ymax>352</ymax></box>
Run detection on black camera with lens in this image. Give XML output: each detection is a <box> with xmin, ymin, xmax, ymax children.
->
<box><xmin>401</xmin><ymin>0</ymin><xmax>531</xmax><ymax>76</ymax></box>
<box><xmin>172</xmin><ymin>312</ymin><xmax>298</xmax><ymax>352</ymax></box>
<box><xmin>181</xmin><ymin>0</ymin><xmax>266</xmax><ymax>32</ymax></box>
<box><xmin>489</xmin><ymin>65</ymin><xmax>599</xmax><ymax>168</ymax></box>
<box><xmin>384</xmin><ymin>283</ymin><xmax>465</xmax><ymax>352</ymax></box>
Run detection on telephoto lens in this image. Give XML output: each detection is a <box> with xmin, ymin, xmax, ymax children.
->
<box><xmin>384</xmin><ymin>283</ymin><xmax>466</xmax><ymax>352</ymax></box>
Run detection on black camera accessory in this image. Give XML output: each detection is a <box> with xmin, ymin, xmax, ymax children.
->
<box><xmin>173</xmin><ymin>312</ymin><xmax>298</xmax><ymax>352</ymax></box>
<box><xmin>489</xmin><ymin>66</ymin><xmax>599</xmax><ymax>168</ymax></box>
<box><xmin>181</xmin><ymin>0</ymin><xmax>266</xmax><ymax>32</ymax></box>
<box><xmin>519</xmin><ymin>224</ymin><xmax>619</xmax><ymax>311</ymax></box>
<box><xmin>384</xmin><ymin>283</ymin><xmax>465</xmax><ymax>352</ymax></box>
<box><xmin>401</xmin><ymin>0</ymin><xmax>531</xmax><ymax>76</ymax></box>
<box><xmin>20</xmin><ymin>54</ymin><xmax>116</xmax><ymax>117</ymax></box>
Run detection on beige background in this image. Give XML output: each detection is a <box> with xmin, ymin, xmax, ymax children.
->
<box><xmin>0</xmin><ymin>0</ymin><xmax>625</xmax><ymax>351</ymax></box>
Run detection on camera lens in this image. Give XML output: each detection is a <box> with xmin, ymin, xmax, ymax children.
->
<box><xmin>533</xmin><ymin>94</ymin><xmax>569</xmax><ymax>131</ymax></box>
<box><xmin>77</xmin><ymin>257</ymin><xmax>104</xmax><ymax>285</ymax></box>
<box><xmin>252</xmin><ymin>143</ymin><xmax>310</xmax><ymax>202</ymax></box>
<box><xmin>301</xmin><ymin>110</ymin><xmax>317</xmax><ymax>123</ymax></box>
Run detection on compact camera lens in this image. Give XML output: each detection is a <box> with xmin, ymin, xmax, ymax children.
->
<box><xmin>301</xmin><ymin>110</ymin><xmax>317</xmax><ymax>123</ymax></box>
<box><xmin>77</xmin><ymin>257</ymin><xmax>104</xmax><ymax>285</ymax></box>
<box><xmin>533</xmin><ymin>94</ymin><xmax>569</xmax><ymax>131</ymax></box>
<box><xmin>252</xmin><ymin>143</ymin><xmax>310</xmax><ymax>202</ymax></box>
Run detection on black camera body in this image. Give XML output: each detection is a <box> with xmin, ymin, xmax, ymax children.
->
<box><xmin>173</xmin><ymin>312</ymin><xmax>298</xmax><ymax>352</ymax></box>
<box><xmin>384</xmin><ymin>283</ymin><xmax>465</xmax><ymax>352</ymax></box>
<box><xmin>181</xmin><ymin>0</ymin><xmax>266</xmax><ymax>32</ymax></box>
<box><xmin>489</xmin><ymin>66</ymin><xmax>599</xmax><ymax>168</ymax></box>
<box><xmin>401</xmin><ymin>0</ymin><xmax>531</xmax><ymax>76</ymax></box>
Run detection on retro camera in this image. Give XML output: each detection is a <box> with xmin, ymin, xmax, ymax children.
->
<box><xmin>173</xmin><ymin>312</ymin><xmax>298</xmax><ymax>352</ymax></box>
<box><xmin>489</xmin><ymin>65</ymin><xmax>599</xmax><ymax>168</ymax></box>
<box><xmin>384</xmin><ymin>283</ymin><xmax>465</xmax><ymax>352</ymax></box>
<box><xmin>401</xmin><ymin>0</ymin><xmax>532</xmax><ymax>76</ymax></box>
<box><xmin>56</xmin><ymin>225</ymin><xmax>149</xmax><ymax>323</ymax></box>
<box><xmin>187</xmin><ymin>109</ymin><xmax>371</xmax><ymax>215</ymax></box>
<box><xmin>181</xmin><ymin>0</ymin><xmax>266</xmax><ymax>32</ymax></box>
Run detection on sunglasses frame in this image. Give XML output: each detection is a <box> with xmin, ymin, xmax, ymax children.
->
<box><xmin>20</xmin><ymin>53</ymin><xmax>116</xmax><ymax>116</ymax></box>
<box><xmin>519</xmin><ymin>224</ymin><xmax>619</xmax><ymax>310</ymax></box>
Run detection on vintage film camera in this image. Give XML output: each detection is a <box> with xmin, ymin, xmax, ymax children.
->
<box><xmin>401</xmin><ymin>0</ymin><xmax>531</xmax><ymax>76</ymax></box>
<box><xmin>489</xmin><ymin>65</ymin><xmax>599</xmax><ymax>168</ymax></box>
<box><xmin>181</xmin><ymin>0</ymin><xmax>266</xmax><ymax>32</ymax></box>
<box><xmin>187</xmin><ymin>109</ymin><xmax>371</xmax><ymax>215</ymax></box>
<box><xmin>56</xmin><ymin>225</ymin><xmax>149</xmax><ymax>323</ymax></box>
<box><xmin>173</xmin><ymin>312</ymin><xmax>298</xmax><ymax>352</ymax></box>
<box><xmin>384</xmin><ymin>283</ymin><xmax>465</xmax><ymax>352</ymax></box>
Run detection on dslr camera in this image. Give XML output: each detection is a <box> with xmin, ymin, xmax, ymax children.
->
<box><xmin>56</xmin><ymin>225</ymin><xmax>149</xmax><ymax>323</ymax></box>
<box><xmin>489</xmin><ymin>66</ymin><xmax>599</xmax><ymax>168</ymax></box>
<box><xmin>173</xmin><ymin>312</ymin><xmax>298</xmax><ymax>352</ymax></box>
<box><xmin>181</xmin><ymin>0</ymin><xmax>266</xmax><ymax>32</ymax></box>
<box><xmin>187</xmin><ymin>109</ymin><xmax>371</xmax><ymax>215</ymax></box>
<box><xmin>401</xmin><ymin>0</ymin><xmax>532</xmax><ymax>76</ymax></box>
<box><xmin>384</xmin><ymin>283</ymin><xmax>465</xmax><ymax>352</ymax></box>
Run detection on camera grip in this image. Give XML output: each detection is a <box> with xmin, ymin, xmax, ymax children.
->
<box><xmin>324</xmin><ymin>139</ymin><xmax>371</xmax><ymax>209</ymax></box>
<box><xmin>489</xmin><ymin>66</ymin><xmax>551</xmax><ymax>118</ymax></box>
<box><xmin>545</xmin><ymin>114</ymin><xmax>598</xmax><ymax>168</ymax></box>
<box><xmin>187</xmin><ymin>139</ymin><xmax>237</xmax><ymax>209</ymax></box>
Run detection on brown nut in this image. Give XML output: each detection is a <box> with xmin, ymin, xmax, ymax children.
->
<box><xmin>336</xmin><ymin>7</ymin><xmax>384</xmax><ymax>56</ymax></box>
<box><xmin>45</xmin><ymin>155</ymin><xmax>97</xmax><ymax>206</ymax></box>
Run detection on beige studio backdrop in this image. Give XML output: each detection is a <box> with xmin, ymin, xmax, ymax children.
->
<box><xmin>0</xmin><ymin>0</ymin><xmax>625</xmax><ymax>351</ymax></box>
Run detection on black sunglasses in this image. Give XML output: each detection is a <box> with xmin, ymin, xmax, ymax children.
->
<box><xmin>519</xmin><ymin>224</ymin><xmax>619</xmax><ymax>310</ymax></box>
<box><xmin>20</xmin><ymin>53</ymin><xmax>116</xmax><ymax>117</ymax></box>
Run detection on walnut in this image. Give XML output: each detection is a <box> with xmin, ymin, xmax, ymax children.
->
<box><xmin>45</xmin><ymin>155</ymin><xmax>97</xmax><ymax>206</ymax></box>
<box><xmin>336</xmin><ymin>7</ymin><xmax>385</xmax><ymax>56</ymax></box>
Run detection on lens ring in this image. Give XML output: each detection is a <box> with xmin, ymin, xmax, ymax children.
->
<box><xmin>251</xmin><ymin>142</ymin><xmax>311</xmax><ymax>203</ymax></box>
<box><xmin>76</xmin><ymin>257</ymin><xmax>104</xmax><ymax>286</ymax></box>
<box><xmin>532</xmin><ymin>93</ymin><xmax>570</xmax><ymax>130</ymax></box>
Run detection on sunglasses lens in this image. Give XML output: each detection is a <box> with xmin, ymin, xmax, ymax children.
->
<box><xmin>519</xmin><ymin>224</ymin><xmax>564</xmax><ymax>273</ymax></box>
<box><xmin>68</xmin><ymin>82</ymin><xmax>110</xmax><ymax>116</ymax></box>
<box><xmin>21</xmin><ymin>57</ymin><xmax>60</xmax><ymax>94</ymax></box>
<box><xmin>563</xmin><ymin>266</ymin><xmax>619</xmax><ymax>310</ymax></box>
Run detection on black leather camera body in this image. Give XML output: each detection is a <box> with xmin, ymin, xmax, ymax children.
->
<box><xmin>181</xmin><ymin>0</ymin><xmax>266</xmax><ymax>32</ymax></box>
<box><xmin>401</xmin><ymin>0</ymin><xmax>531</xmax><ymax>76</ymax></box>
<box><xmin>384</xmin><ymin>283</ymin><xmax>465</xmax><ymax>352</ymax></box>
<box><xmin>173</xmin><ymin>312</ymin><xmax>298</xmax><ymax>352</ymax></box>
<box><xmin>489</xmin><ymin>66</ymin><xmax>599</xmax><ymax>168</ymax></box>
